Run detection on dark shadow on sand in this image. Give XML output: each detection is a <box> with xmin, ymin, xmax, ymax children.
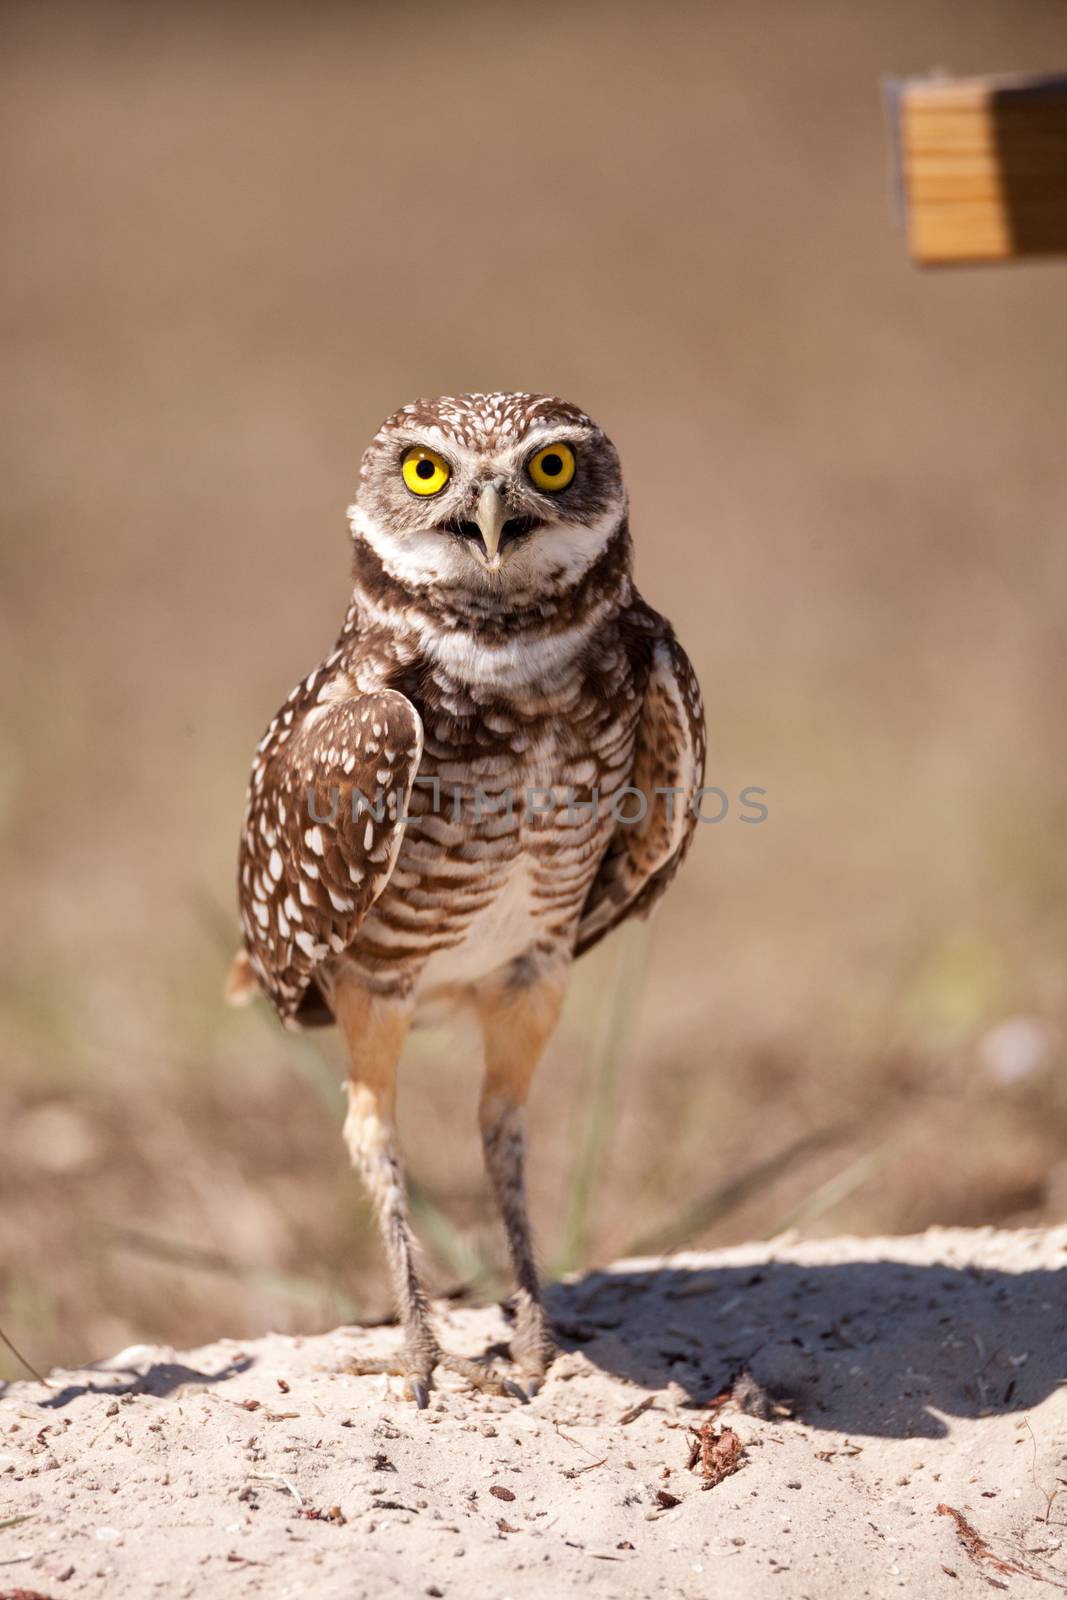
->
<box><xmin>36</xmin><ymin>1353</ymin><xmax>254</xmax><ymax>1409</ymax></box>
<box><xmin>545</xmin><ymin>1255</ymin><xmax>1066</xmax><ymax>1439</ymax></box>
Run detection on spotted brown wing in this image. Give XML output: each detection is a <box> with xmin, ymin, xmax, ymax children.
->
<box><xmin>235</xmin><ymin>688</ymin><xmax>423</xmax><ymax>1027</ymax></box>
<box><xmin>575</xmin><ymin>634</ymin><xmax>705</xmax><ymax>958</ymax></box>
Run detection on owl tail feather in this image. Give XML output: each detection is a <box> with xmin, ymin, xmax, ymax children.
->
<box><xmin>224</xmin><ymin>949</ymin><xmax>258</xmax><ymax>1007</ymax></box>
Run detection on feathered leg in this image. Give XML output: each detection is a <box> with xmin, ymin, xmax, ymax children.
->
<box><xmin>334</xmin><ymin>977</ymin><xmax>437</xmax><ymax>1401</ymax></box>
<box><xmin>476</xmin><ymin>963</ymin><xmax>567</xmax><ymax>1395</ymax></box>
<box><xmin>334</xmin><ymin>973</ymin><xmax>522</xmax><ymax>1407</ymax></box>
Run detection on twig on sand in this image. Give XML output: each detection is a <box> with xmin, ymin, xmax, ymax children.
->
<box><xmin>936</xmin><ymin>1504</ymin><xmax>1065</xmax><ymax>1588</ymax></box>
<box><xmin>618</xmin><ymin>1394</ymin><xmax>656</xmax><ymax>1425</ymax></box>
<box><xmin>1024</xmin><ymin>1419</ymin><xmax>1063</xmax><ymax>1525</ymax></box>
<box><xmin>553</xmin><ymin>1420</ymin><xmax>600</xmax><ymax>1456</ymax></box>
<box><xmin>247</xmin><ymin>1472</ymin><xmax>304</xmax><ymax>1510</ymax></box>
<box><xmin>552</xmin><ymin>1419</ymin><xmax>608</xmax><ymax>1476</ymax></box>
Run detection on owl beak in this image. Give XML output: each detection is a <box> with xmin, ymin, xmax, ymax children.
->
<box><xmin>474</xmin><ymin>482</ymin><xmax>507</xmax><ymax>567</ymax></box>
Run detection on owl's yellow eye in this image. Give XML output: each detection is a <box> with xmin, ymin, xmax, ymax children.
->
<box><xmin>401</xmin><ymin>446</ymin><xmax>451</xmax><ymax>496</ymax></box>
<box><xmin>527</xmin><ymin>442</ymin><xmax>576</xmax><ymax>493</ymax></box>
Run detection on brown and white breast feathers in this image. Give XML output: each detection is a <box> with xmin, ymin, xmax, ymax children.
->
<box><xmin>233</xmin><ymin>587</ymin><xmax>704</xmax><ymax>1028</ymax></box>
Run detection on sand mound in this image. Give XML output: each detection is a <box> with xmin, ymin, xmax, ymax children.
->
<box><xmin>3</xmin><ymin>1227</ymin><xmax>1065</xmax><ymax>1598</ymax></box>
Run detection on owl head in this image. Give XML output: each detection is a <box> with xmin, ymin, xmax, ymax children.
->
<box><xmin>349</xmin><ymin>393</ymin><xmax>627</xmax><ymax>600</ymax></box>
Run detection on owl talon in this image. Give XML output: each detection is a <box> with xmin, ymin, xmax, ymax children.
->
<box><xmin>343</xmin><ymin>1348</ymin><xmax>436</xmax><ymax>1407</ymax></box>
<box><xmin>345</xmin><ymin>1345</ymin><xmax>539</xmax><ymax>1406</ymax></box>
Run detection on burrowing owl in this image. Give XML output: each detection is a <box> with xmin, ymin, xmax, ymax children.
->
<box><xmin>228</xmin><ymin>393</ymin><xmax>705</xmax><ymax>1405</ymax></box>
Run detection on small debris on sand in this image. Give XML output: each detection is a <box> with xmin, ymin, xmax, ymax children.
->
<box><xmin>687</xmin><ymin>1422</ymin><xmax>745</xmax><ymax>1488</ymax></box>
<box><xmin>2</xmin><ymin>1229</ymin><xmax>1065</xmax><ymax>1599</ymax></box>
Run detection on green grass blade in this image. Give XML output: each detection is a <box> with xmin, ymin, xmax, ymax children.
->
<box><xmin>763</xmin><ymin>1139</ymin><xmax>897</xmax><ymax>1238</ymax></box>
<box><xmin>621</xmin><ymin>1123</ymin><xmax>851</xmax><ymax>1258</ymax></box>
<box><xmin>555</xmin><ymin>922</ymin><xmax>649</xmax><ymax>1275</ymax></box>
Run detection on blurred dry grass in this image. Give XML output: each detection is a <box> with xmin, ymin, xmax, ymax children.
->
<box><xmin>3</xmin><ymin>0</ymin><xmax>1067</xmax><ymax>1377</ymax></box>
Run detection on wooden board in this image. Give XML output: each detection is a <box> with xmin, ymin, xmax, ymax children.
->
<box><xmin>887</xmin><ymin>74</ymin><xmax>1067</xmax><ymax>265</ymax></box>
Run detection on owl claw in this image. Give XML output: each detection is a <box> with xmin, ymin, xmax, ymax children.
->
<box><xmin>346</xmin><ymin>1345</ymin><xmax>538</xmax><ymax>1407</ymax></box>
<box><xmin>342</xmin><ymin>1348</ymin><xmax>435</xmax><ymax>1407</ymax></box>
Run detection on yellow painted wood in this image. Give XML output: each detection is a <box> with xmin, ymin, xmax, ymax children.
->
<box><xmin>892</xmin><ymin>74</ymin><xmax>1067</xmax><ymax>264</ymax></box>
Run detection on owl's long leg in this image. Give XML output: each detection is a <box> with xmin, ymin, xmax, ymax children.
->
<box><xmin>476</xmin><ymin>963</ymin><xmax>567</xmax><ymax>1394</ymax></box>
<box><xmin>334</xmin><ymin>973</ymin><xmax>523</xmax><ymax>1407</ymax></box>
<box><xmin>333</xmin><ymin>976</ymin><xmax>440</xmax><ymax>1402</ymax></box>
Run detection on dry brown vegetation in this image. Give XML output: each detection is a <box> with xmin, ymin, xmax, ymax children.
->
<box><xmin>2</xmin><ymin>0</ymin><xmax>1067</xmax><ymax>1379</ymax></box>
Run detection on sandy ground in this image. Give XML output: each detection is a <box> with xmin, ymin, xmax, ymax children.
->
<box><xmin>2</xmin><ymin>1228</ymin><xmax>1066</xmax><ymax>1600</ymax></box>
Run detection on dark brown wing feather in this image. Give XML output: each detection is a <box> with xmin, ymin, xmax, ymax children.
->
<box><xmin>236</xmin><ymin>687</ymin><xmax>423</xmax><ymax>1027</ymax></box>
<box><xmin>574</xmin><ymin>633</ymin><xmax>705</xmax><ymax>958</ymax></box>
